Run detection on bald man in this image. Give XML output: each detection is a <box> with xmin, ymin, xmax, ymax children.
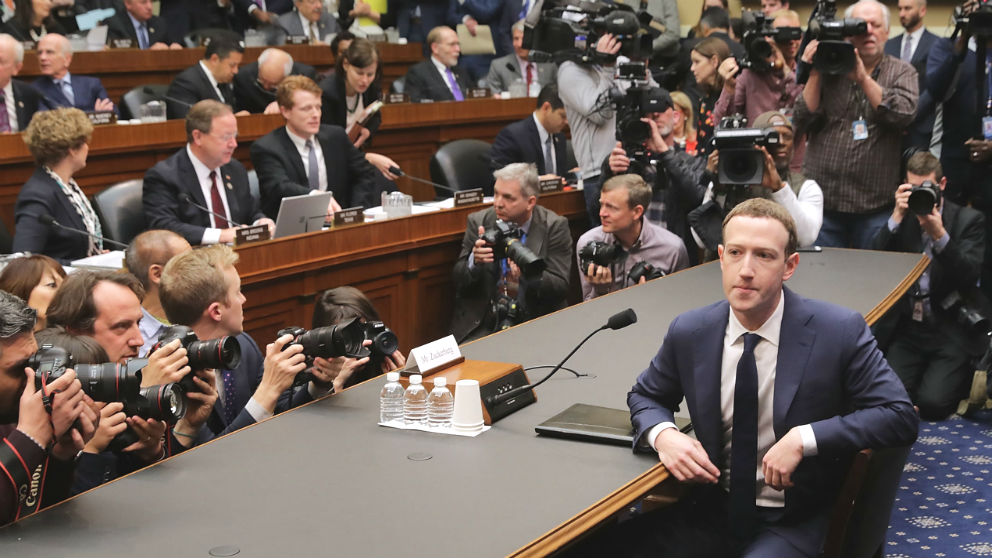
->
<box><xmin>123</xmin><ymin>229</ymin><xmax>193</xmax><ymax>357</ymax></box>
<box><xmin>233</xmin><ymin>47</ymin><xmax>317</xmax><ymax>114</ymax></box>
<box><xmin>33</xmin><ymin>34</ymin><xmax>114</xmax><ymax>113</ymax></box>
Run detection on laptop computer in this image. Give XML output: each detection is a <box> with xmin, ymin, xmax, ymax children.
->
<box><xmin>535</xmin><ymin>403</ymin><xmax>692</xmax><ymax>447</ymax></box>
<box><xmin>274</xmin><ymin>192</ymin><xmax>332</xmax><ymax>238</ymax></box>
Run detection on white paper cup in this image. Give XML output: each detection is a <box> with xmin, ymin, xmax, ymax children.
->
<box><xmin>452</xmin><ymin>379</ymin><xmax>484</xmax><ymax>432</ymax></box>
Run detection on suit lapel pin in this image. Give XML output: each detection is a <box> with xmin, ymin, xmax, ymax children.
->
<box><xmin>17</xmin><ymin>101</ymin><xmax>23</xmax><ymax>108</ymax></box>
<box><xmin>150</xmin><ymin>27</ymin><xmax>155</xmax><ymax>33</ymax></box>
<box><xmin>225</xmin><ymin>175</ymin><xmax>233</xmax><ymax>190</ymax></box>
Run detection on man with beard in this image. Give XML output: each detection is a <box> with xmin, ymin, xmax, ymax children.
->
<box><xmin>884</xmin><ymin>0</ymin><xmax>937</xmax><ymax>151</ymax></box>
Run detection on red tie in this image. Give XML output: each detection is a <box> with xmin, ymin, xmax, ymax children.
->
<box><xmin>525</xmin><ymin>63</ymin><xmax>533</xmax><ymax>91</ymax></box>
<box><xmin>208</xmin><ymin>170</ymin><xmax>229</xmax><ymax>229</ymax></box>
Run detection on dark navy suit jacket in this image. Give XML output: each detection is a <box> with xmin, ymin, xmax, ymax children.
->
<box><xmin>33</xmin><ymin>74</ymin><xmax>114</xmax><ymax>114</ymax></box>
<box><xmin>12</xmin><ymin>168</ymin><xmax>92</xmax><ymax>263</ymax></box>
<box><xmin>628</xmin><ymin>287</ymin><xmax>919</xmax><ymax>547</ymax></box>
<box><xmin>166</xmin><ymin>63</ymin><xmax>235</xmax><ymax>119</ymax></box>
<box><xmin>884</xmin><ymin>29</ymin><xmax>937</xmax><ymax>150</ymax></box>
<box><xmin>9</xmin><ymin>79</ymin><xmax>50</xmax><ymax>131</ymax></box>
<box><xmin>102</xmin><ymin>9</ymin><xmax>171</xmax><ymax>46</ymax></box>
<box><xmin>403</xmin><ymin>59</ymin><xmax>472</xmax><ymax>102</ymax></box>
<box><xmin>489</xmin><ymin>114</ymin><xmax>567</xmax><ymax>176</ymax></box>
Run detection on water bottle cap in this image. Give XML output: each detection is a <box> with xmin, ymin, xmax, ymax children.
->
<box><xmin>433</xmin><ymin>377</ymin><xmax>447</xmax><ymax>387</ymax></box>
<box><xmin>386</xmin><ymin>372</ymin><xmax>400</xmax><ymax>382</ymax></box>
<box><xmin>410</xmin><ymin>374</ymin><xmax>422</xmax><ymax>384</ymax></box>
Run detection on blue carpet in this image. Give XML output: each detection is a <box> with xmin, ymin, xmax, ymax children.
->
<box><xmin>887</xmin><ymin>413</ymin><xmax>992</xmax><ymax>557</ymax></box>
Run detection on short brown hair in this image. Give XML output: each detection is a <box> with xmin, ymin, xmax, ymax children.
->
<box><xmin>23</xmin><ymin>108</ymin><xmax>93</xmax><ymax>168</ymax></box>
<box><xmin>312</xmin><ymin>286</ymin><xmax>382</xmax><ymax>328</ymax></box>
<box><xmin>722</xmin><ymin>198</ymin><xmax>799</xmax><ymax>257</ymax></box>
<box><xmin>35</xmin><ymin>326</ymin><xmax>109</xmax><ymax>364</ymax></box>
<box><xmin>0</xmin><ymin>255</ymin><xmax>66</xmax><ymax>303</ymax></box>
<box><xmin>602</xmin><ymin>174</ymin><xmax>651</xmax><ymax>212</ymax></box>
<box><xmin>337</xmin><ymin>37</ymin><xmax>380</xmax><ymax>77</ymax></box>
<box><xmin>275</xmin><ymin>75</ymin><xmax>322</xmax><ymax>109</ymax></box>
<box><xmin>46</xmin><ymin>271</ymin><xmax>145</xmax><ymax>334</ymax></box>
<box><xmin>185</xmin><ymin>100</ymin><xmax>233</xmax><ymax>143</ymax></box>
<box><xmin>905</xmin><ymin>151</ymin><xmax>943</xmax><ymax>182</ymax></box>
<box><xmin>159</xmin><ymin>245</ymin><xmax>239</xmax><ymax>326</ymax></box>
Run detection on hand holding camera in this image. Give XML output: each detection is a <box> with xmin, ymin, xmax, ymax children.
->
<box><xmin>585</xmin><ymin>263</ymin><xmax>613</xmax><ymax>286</ymax></box>
<box><xmin>141</xmin><ymin>338</ymin><xmax>190</xmax><ymax>388</ymax></box>
<box><xmin>171</xmin><ymin>369</ymin><xmax>218</xmax><ymax>447</ymax></box>
<box><xmin>473</xmin><ymin>225</ymin><xmax>496</xmax><ymax>265</ymax></box>
<box><xmin>255</xmin><ymin>334</ymin><xmax>307</xmax><ymax>413</ymax></box>
<box><xmin>609</xmin><ymin>142</ymin><xmax>631</xmax><ymax>174</ymax></box>
<box><xmin>718</xmin><ymin>58</ymin><xmax>739</xmax><ymax>92</ymax></box>
<box><xmin>758</xmin><ymin>147</ymin><xmax>784</xmax><ymax>192</ymax></box>
<box><xmin>18</xmin><ymin>367</ymin><xmax>87</xmax><ymax>453</ymax></box>
<box><xmin>121</xmin><ymin>417</ymin><xmax>167</xmax><ymax>462</ymax></box>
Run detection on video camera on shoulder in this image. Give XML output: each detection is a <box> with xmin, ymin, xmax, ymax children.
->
<box><xmin>712</xmin><ymin>115</ymin><xmax>781</xmax><ymax>186</ymax></box>
<box><xmin>953</xmin><ymin>0</ymin><xmax>992</xmax><ymax>37</ymax></box>
<box><xmin>481</xmin><ymin>220</ymin><xmax>547</xmax><ymax>278</ymax></box>
<box><xmin>806</xmin><ymin>0</ymin><xmax>866</xmax><ymax>75</ymax></box>
<box><xmin>738</xmin><ymin>11</ymin><xmax>801</xmax><ymax>73</ymax></box>
<box><xmin>908</xmin><ymin>180</ymin><xmax>941</xmax><ymax>215</ymax></box>
<box><xmin>153</xmin><ymin>325</ymin><xmax>242</xmax><ymax>393</ymax></box>
<box><xmin>579</xmin><ymin>240</ymin><xmax>623</xmax><ymax>272</ymax></box>
<box><xmin>521</xmin><ymin>0</ymin><xmax>657</xmax><ymax>65</ymax></box>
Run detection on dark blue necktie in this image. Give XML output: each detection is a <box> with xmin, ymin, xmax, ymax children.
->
<box><xmin>730</xmin><ymin>332</ymin><xmax>760</xmax><ymax>539</ymax></box>
<box><xmin>222</xmin><ymin>369</ymin><xmax>238</xmax><ymax>425</ymax></box>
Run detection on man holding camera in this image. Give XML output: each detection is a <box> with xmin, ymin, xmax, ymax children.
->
<box><xmin>793</xmin><ymin>0</ymin><xmax>918</xmax><ymax>250</ymax></box>
<box><xmin>451</xmin><ymin>163</ymin><xmax>572</xmax><ymax>343</ymax></box>
<box><xmin>0</xmin><ymin>291</ymin><xmax>97</xmax><ymax>526</ymax></box>
<box><xmin>577</xmin><ymin>174</ymin><xmax>689</xmax><ymax>300</ymax></box>
<box><xmin>872</xmin><ymin>151</ymin><xmax>987</xmax><ymax>420</ymax></box>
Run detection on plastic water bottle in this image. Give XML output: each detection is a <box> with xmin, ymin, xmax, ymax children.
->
<box><xmin>427</xmin><ymin>377</ymin><xmax>454</xmax><ymax>428</ymax></box>
<box><xmin>403</xmin><ymin>374</ymin><xmax>428</xmax><ymax>425</ymax></box>
<box><xmin>379</xmin><ymin>372</ymin><xmax>405</xmax><ymax>423</ymax></box>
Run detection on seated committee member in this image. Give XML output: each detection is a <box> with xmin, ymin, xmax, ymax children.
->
<box><xmin>165</xmin><ymin>31</ymin><xmax>245</xmax><ymax>120</ymax></box>
<box><xmin>159</xmin><ymin>244</ymin><xmax>336</xmax><ymax>447</ymax></box>
<box><xmin>144</xmin><ymin>100</ymin><xmax>274</xmax><ymax>245</ymax></box>
<box><xmin>319</xmin><ymin>37</ymin><xmax>382</xmax><ymax>144</ymax></box>
<box><xmin>233</xmin><ymin>48</ymin><xmax>316</xmax><ymax>114</ymax></box>
<box><xmin>123</xmin><ymin>230</ymin><xmax>193</xmax><ymax>357</ymax></box>
<box><xmin>33</xmin><ymin>34</ymin><xmax>114</xmax><ymax>113</ymax></box>
<box><xmin>250</xmin><ymin>76</ymin><xmax>383</xmax><ymax>219</ymax></box>
<box><xmin>485</xmin><ymin>20</ymin><xmax>556</xmax><ymax>94</ymax></box>
<box><xmin>0</xmin><ymin>291</ymin><xmax>97</xmax><ymax>527</ymax></box>
<box><xmin>13</xmin><ymin>108</ymin><xmax>104</xmax><ymax>263</ymax></box>
<box><xmin>489</xmin><ymin>83</ymin><xmax>568</xmax><ymax>177</ymax></box>
<box><xmin>0</xmin><ymin>34</ymin><xmax>48</xmax><ymax>133</ymax></box>
<box><xmin>591</xmin><ymin>198</ymin><xmax>919</xmax><ymax>557</ymax></box>
<box><xmin>577</xmin><ymin>174</ymin><xmax>689</xmax><ymax>300</ymax></box>
<box><xmin>872</xmin><ymin>151</ymin><xmax>987</xmax><ymax>421</ymax></box>
<box><xmin>102</xmin><ymin>0</ymin><xmax>182</xmax><ymax>50</ymax></box>
<box><xmin>0</xmin><ymin>254</ymin><xmax>65</xmax><ymax>331</ymax></box>
<box><xmin>451</xmin><ymin>163</ymin><xmax>572</xmax><ymax>342</ymax></box>
<box><xmin>273</xmin><ymin>0</ymin><xmax>340</xmax><ymax>45</ymax></box>
<box><xmin>403</xmin><ymin>26</ymin><xmax>471</xmax><ymax>103</ymax></box>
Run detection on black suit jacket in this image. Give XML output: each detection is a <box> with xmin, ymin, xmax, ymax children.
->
<box><xmin>143</xmin><ymin>148</ymin><xmax>264</xmax><ymax>245</ymax></box>
<box><xmin>403</xmin><ymin>59</ymin><xmax>472</xmax><ymax>102</ymax></box>
<box><xmin>12</xmin><ymin>168</ymin><xmax>92</xmax><ymax>263</ymax></box>
<box><xmin>166</xmin><ymin>63</ymin><xmax>235</xmax><ymax>119</ymax></box>
<box><xmin>233</xmin><ymin>61</ymin><xmax>317</xmax><ymax>114</ymax></box>
<box><xmin>318</xmin><ymin>72</ymin><xmax>382</xmax><ymax>133</ymax></box>
<box><xmin>872</xmin><ymin>200</ymin><xmax>988</xmax><ymax>355</ymax></box>
<box><xmin>102</xmin><ymin>10</ymin><xmax>171</xmax><ymax>46</ymax></box>
<box><xmin>490</xmin><ymin>115</ymin><xmax>567</xmax><ymax>176</ymax></box>
<box><xmin>9</xmin><ymin>79</ymin><xmax>48</xmax><ymax>131</ymax></box>
<box><xmin>249</xmin><ymin>124</ymin><xmax>382</xmax><ymax>219</ymax></box>
<box><xmin>884</xmin><ymin>29</ymin><xmax>937</xmax><ymax>150</ymax></box>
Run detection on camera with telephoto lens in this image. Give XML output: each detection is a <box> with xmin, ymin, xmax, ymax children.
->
<box><xmin>364</xmin><ymin>321</ymin><xmax>399</xmax><ymax>372</ymax></box>
<box><xmin>628</xmin><ymin>261</ymin><xmax>665</xmax><ymax>283</ymax></box>
<box><xmin>908</xmin><ymin>180</ymin><xmax>942</xmax><ymax>215</ymax></box>
<box><xmin>480</xmin><ymin>220</ymin><xmax>547</xmax><ymax>278</ymax></box>
<box><xmin>806</xmin><ymin>0</ymin><xmax>867</xmax><ymax>75</ymax></box>
<box><xmin>492</xmin><ymin>292</ymin><xmax>521</xmax><ymax>331</ymax></box>
<box><xmin>954</xmin><ymin>0</ymin><xmax>992</xmax><ymax>37</ymax></box>
<box><xmin>277</xmin><ymin>318</ymin><xmax>367</xmax><ymax>386</ymax></box>
<box><xmin>154</xmin><ymin>325</ymin><xmax>242</xmax><ymax>393</ymax></box>
<box><xmin>941</xmin><ymin>291</ymin><xmax>992</xmax><ymax>336</ymax></box>
<box><xmin>520</xmin><ymin>0</ymin><xmax>657</xmax><ymax>65</ymax></box>
<box><xmin>712</xmin><ymin>115</ymin><xmax>781</xmax><ymax>186</ymax></box>
<box><xmin>579</xmin><ymin>240</ymin><xmax>623</xmax><ymax>272</ymax></box>
<box><xmin>613</xmin><ymin>84</ymin><xmax>672</xmax><ymax>175</ymax></box>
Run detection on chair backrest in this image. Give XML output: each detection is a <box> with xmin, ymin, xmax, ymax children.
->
<box><xmin>247</xmin><ymin>169</ymin><xmax>260</xmax><ymax>202</ymax></box>
<box><xmin>0</xmin><ymin>214</ymin><xmax>12</xmax><ymax>254</ymax></box>
<box><xmin>93</xmin><ymin>179</ymin><xmax>145</xmax><ymax>245</ymax></box>
<box><xmin>429</xmin><ymin>139</ymin><xmax>493</xmax><ymax>198</ymax></box>
<box><xmin>390</xmin><ymin>75</ymin><xmax>405</xmax><ymax>94</ymax></box>
<box><xmin>121</xmin><ymin>84</ymin><xmax>168</xmax><ymax>120</ymax></box>
<box><xmin>822</xmin><ymin>444</ymin><xmax>913</xmax><ymax>558</ymax></box>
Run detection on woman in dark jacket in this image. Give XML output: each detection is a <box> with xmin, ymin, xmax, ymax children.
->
<box><xmin>318</xmin><ymin>37</ymin><xmax>383</xmax><ymax>147</ymax></box>
<box><xmin>6</xmin><ymin>0</ymin><xmax>65</xmax><ymax>42</ymax></box>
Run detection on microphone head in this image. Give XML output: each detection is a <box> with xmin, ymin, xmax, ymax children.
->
<box><xmin>606</xmin><ymin>308</ymin><xmax>637</xmax><ymax>330</ymax></box>
<box><xmin>38</xmin><ymin>214</ymin><xmax>57</xmax><ymax>226</ymax></box>
<box><xmin>179</xmin><ymin>192</ymin><xmax>191</xmax><ymax>203</ymax></box>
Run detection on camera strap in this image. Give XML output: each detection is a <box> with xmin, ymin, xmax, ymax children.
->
<box><xmin>0</xmin><ymin>441</ymin><xmax>49</xmax><ymax>520</ymax></box>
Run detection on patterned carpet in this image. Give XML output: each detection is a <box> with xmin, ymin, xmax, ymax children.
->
<box><xmin>886</xmin><ymin>412</ymin><xmax>992</xmax><ymax>557</ymax></box>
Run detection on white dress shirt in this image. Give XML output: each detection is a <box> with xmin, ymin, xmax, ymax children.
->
<box><xmin>285</xmin><ymin>127</ymin><xmax>329</xmax><ymax>192</ymax></box>
<box><xmin>902</xmin><ymin>26</ymin><xmax>925</xmax><ymax>62</ymax></box>
<box><xmin>186</xmin><ymin>144</ymin><xmax>232</xmax><ymax>245</ymax></box>
<box><xmin>198</xmin><ymin>60</ymin><xmax>226</xmax><ymax>103</ymax></box>
<box><xmin>2</xmin><ymin>80</ymin><xmax>18</xmax><ymax>132</ymax></box>
<box><xmin>431</xmin><ymin>55</ymin><xmax>458</xmax><ymax>96</ymax></box>
<box><xmin>532</xmin><ymin>111</ymin><xmax>555</xmax><ymax>175</ymax></box>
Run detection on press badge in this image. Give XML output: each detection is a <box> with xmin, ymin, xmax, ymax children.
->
<box><xmin>983</xmin><ymin>116</ymin><xmax>992</xmax><ymax>140</ymax></box>
<box><xmin>912</xmin><ymin>300</ymin><xmax>924</xmax><ymax>322</ymax></box>
<box><xmin>852</xmin><ymin>119</ymin><xmax>868</xmax><ymax>141</ymax></box>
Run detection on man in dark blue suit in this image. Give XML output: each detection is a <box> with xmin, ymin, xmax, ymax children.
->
<box><xmin>403</xmin><ymin>26</ymin><xmax>472</xmax><ymax>102</ymax></box>
<box><xmin>103</xmin><ymin>0</ymin><xmax>183</xmax><ymax>49</ymax></box>
<box><xmin>33</xmin><ymin>34</ymin><xmax>115</xmax><ymax>113</ymax></box>
<box><xmin>599</xmin><ymin>199</ymin><xmax>919</xmax><ymax>557</ymax></box>
<box><xmin>165</xmin><ymin>31</ymin><xmax>245</xmax><ymax>119</ymax></box>
<box><xmin>0</xmin><ymin>33</ymin><xmax>50</xmax><ymax>133</ymax></box>
<box><xmin>143</xmin><ymin>100</ymin><xmax>274</xmax><ymax>245</ymax></box>
<box><xmin>883</xmin><ymin>0</ymin><xmax>937</xmax><ymax>151</ymax></box>
<box><xmin>489</xmin><ymin>83</ymin><xmax>569</xmax><ymax>177</ymax></box>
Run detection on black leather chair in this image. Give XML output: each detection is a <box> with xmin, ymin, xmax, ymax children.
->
<box><xmin>0</xmin><ymin>215</ymin><xmax>12</xmax><ymax>254</ymax></box>
<box><xmin>93</xmin><ymin>179</ymin><xmax>145</xmax><ymax>245</ymax></box>
<box><xmin>120</xmin><ymin>84</ymin><xmax>168</xmax><ymax>120</ymax></box>
<box><xmin>429</xmin><ymin>139</ymin><xmax>493</xmax><ymax>198</ymax></box>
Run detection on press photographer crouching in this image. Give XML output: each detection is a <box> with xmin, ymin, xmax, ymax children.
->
<box><xmin>0</xmin><ymin>291</ymin><xmax>97</xmax><ymax>526</ymax></box>
<box><xmin>872</xmin><ymin>151</ymin><xmax>989</xmax><ymax>420</ymax></box>
<box><xmin>577</xmin><ymin>174</ymin><xmax>689</xmax><ymax>300</ymax></box>
<box><xmin>451</xmin><ymin>163</ymin><xmax>572</xmax><ymax>343</ymax></box>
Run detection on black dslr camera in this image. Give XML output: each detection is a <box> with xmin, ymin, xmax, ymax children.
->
<box><xmin>579</xmin><ymin>240</ymin><xmax>623</xmax><ymax>272</ymax></box>
<box><xmin>363</xmin><ymin>321</ymin><xmax>399</xmax><ymax>372</ymax></box>
<box><xmin>628</xmin><ymin>261</ymin><xmax>665</xmax><ymax>283</ymax></box>
<box><xmin>908</xmin><ymin>180</ymin><xmax>942</xmax><ymax>215</ymax></box>
<box><xmin>492</xmin><ymin>293</ymin><xmax>521</xmax><ymax>331</ymax></box>
<box><xmin>712</xmin><ymin>115</ymin><xmax>781</xmax><ymax>186</ymax></box>
<box><xmin>613</xmin><ymin>83</ymin><xmax>672</xmax><ymax>173</ymax></box>
<box><xmin>941</xmin><ymin>291</ymin><xmax>991</xmax><ymax>336</ymax></box>
<box><xmin>737</xmin><ymin>11</ymin><xmax>785</xmax><ymax>73</ymax></box>
<box><xmin>954</xmin><ymin>0</ymin><xmax>992</xmax><ymax>37</ymax></box>
<box><xmin>277</xmin><ymin>318</ymin><xmax>368</xmax><ymax>386</ymax></box>
<box><xmin>807</xmin><ymin>0</ymin><xmax>867</xmax><ymax>75</ymax></box>
<box><xmin>481</xmin><ymin>220</ymin><xmax>547</xmax><ymax>278</ymax></box>
<box><xmin>154</xmin><ymin>325</ymin><xmax>242</xmax><ymax>393</ymax></box>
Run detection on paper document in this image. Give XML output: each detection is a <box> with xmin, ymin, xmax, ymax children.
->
<box><xmin>456</xmin><ymin>24</ymin><xmax>496</xmax><ymax>55</ymax></box>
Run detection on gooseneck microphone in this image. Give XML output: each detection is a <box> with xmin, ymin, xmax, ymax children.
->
<box><xmin>388</xmin><ymin>166</ymin><xmax>463</xmax><ymax>196</ymax></box>
<box><xmin>486</xmin><ymin>308</ymin><xmax>638</xmax><ymax>406</ymax></box>
<box><xmin>38</xmin><ymin>214</ymin><xmax>127</xmax><ymax>249</ymax></box>
<box><xmin>178</xmin><ymin>193</ymin><xmax>244</xmax><ymax>227</ymax></box>
<box><xmin>143</xmin><ymin>87</ymin><xmax>194</xmax><ymax>110</ymax></box>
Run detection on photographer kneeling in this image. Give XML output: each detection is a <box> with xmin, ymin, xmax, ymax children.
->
<box><xmin>451</xmin><ymin>163</ymin><xmax>572</xmax><ymax>343</ymax></box>
<box><xmin>577</xmin><ymin>174</ymin><xmax>689</xmax><ymax>300</ymax></box>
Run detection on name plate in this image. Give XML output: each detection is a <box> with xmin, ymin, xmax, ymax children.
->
<box><xmin>386</xmin><ymin>92</ymin><xmax>409</xmax><ymax>104</ymax></box>
<box><xmin>333</xmin><ymin>206</ymin><xmax>365</xmax><ymax>227</ymax></box>
<box><xmin>110</xmin><ymin>38</ymin><xmax>134</xmax><ymax>49</ymax></box>
<box><xmin>235</xmin><ymin>224</ymin><xmax>271</xmax><ymax>245</ymax></box>
<box><xmin>538</xmin><ymin>177</ymin><xmax>563</xmax><ymax>194</ymax></box>
<box><xmin>466</xmin><ymin>87</ymin><xmax>491</xmax><ymax>99</ymax></box>
<box><xmin>454</xmin><ymin>188</ymin><xmax>484</xmax><ymax>207</ymax></box>
<box><xmin>286</xmin><ymin>34</ymin><xmax>309</xmax><ymax>45</ymax></box>
<box><xmin>85</xmin><ymin>110</ymin><xmax>116</xmax><ymax>126</ymax></box>
<box><xmin>405</xmin><ymin>335</ymin><xmax>463</xmax><ymax>375</ymax></box>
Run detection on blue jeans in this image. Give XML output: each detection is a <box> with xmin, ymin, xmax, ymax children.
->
<box><xmin>815</xmin><ymin>209</ymin><xmax>890</xmax><ymax>249</ymax></box>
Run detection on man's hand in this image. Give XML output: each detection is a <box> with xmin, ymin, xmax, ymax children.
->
<box><xmin>366</xmin><ymin>152</ymin><xmax>400</xmax><ymax>180</ymax></box>
<box><xmin>50</xmin><ymin>395</ymin><xmax>97</xmax><ymax>461</ymax></box>
<box><xmin>312</xmin><ymin>354</ymin><xmax>370</xmax><ymax>393</ymax></box>
<box><xmin>892</xmin><ymin>183</ymin><xmax>912</xmax><ymax>225</ymax></box>
<box><xmin>505</xmin><ymin>260</ymin><xmax>521</xmax><ymax>283</ymax></box>
<box><xmin>472</xmin><ymin>225</ymin><xmax>495</xmax><ymax>264</ymax></box>
<box><xmin>150</xmin><ymin>42</ymin><xmax>169</xmax><ymax>50</ymax></box>
<box><xmin>94</xmin><ymin>98</ymin><xmax>115</xmax><ymax>112</ymax></box>
<box><xmin>327</xmin><ymin>196</ymin><xmax>343</xmax><ymax>218</ymax></box>
<box><xmin>845</xmin><ymin>49</ymin><xmax>869</xmax><ymax>85</ymax></box>
<box><xmin>762</xmin><ymin>427</ymin><xmax>804</xmax><ymax>490</ymax></box>
<box><xmin>83</xmin><ymin>402</ymin><xmax>127</xmax><ymax>454</ymax></box>
<box><xmin>800</xmin><ymin>39</ymin><xmax>819</xmax><ymax>66</ymax></box>
<box><xmin>142</xmin><ymin>339</ymin><xmax>190</xmax><ymax>387</ymax></box>
<box><xmin>917</xmin><ymin>204</ymin><xmax>947</xmax><ymax>241</ymax></box>
<box><xmin>706</xmin><ymin>149</ymin><xmax>719</xmax><ymax>175</ymax></box>
<box><xmin>718</xmin><ymin>57</ymin><xmax>739</xmax><ymax>91</ymax></box>
<box><xmin>758</xmin><ymin>147</ymin><xmax>783</xmax><ymax>192</ymax></box>
<box><xmin>595</xmin><ymin>33</ymin><xmax>621</xmax><ymax>58</ymax></box>
<box><xmin>585</xmin><ymin>263</ymin><xmax>613</xmax><ymax>286</ymax></box>
<box><xmin>169</xmin><ymin>42</ymin><xmax>183</xmax><ymax>50</ymax></box>
<box><xmin>255</xmin><ymin>217</ymin><xmax>276</xmax><ymax>236</ymax></box>
<box><xmin>354</xmin><ymin>126</ymin><xmax>371</xmax><ymax>148</ymax></box>
<box><xmin>965</xmin><ymin>138</ymin><xmax>992</xmax><ymax>164</ymax></box>
<box><xmin>383</xmin><ymin>350</ymin><xmax>406</xmax><ymax>373</ymax></box>
<box><xmin>465</xmin><ymin>16</ymin><xmax>478</xmax><ymax>36</ymax></box>
<box><xmin>608</xmin><ymin>141</ymin><xmax>631</xmax><ymax>173</ymax></box>
<box><xmin>254</xmin><ymin>334</ymin><xmax>307</xmax><ymax>413</ymax></box>
<box><xmin>263</xmin><ymin>101</ymin><xmax>280</xmax><ymax>115</ymax></box>
<box><xmin>642</xmin><ymin>117</ymin><xmax>668</xmax><ymax>154</ymax></box>
<box><xmin>176</xmin><ymin>368</ymin><xmax>218</xmax><ymax>432</ymax></box>
<box><xmin>122</xmin><ymin>417</ymin><xmax>166</xmax><ymax>463</ymax></box>
<box><xmin>654</xmin><ymin>427</ymin><xmax>720</xmax><ymax>483</ymax></box>
<box><xmin>219</xmin><ymin>227</ymin><xmax>240</xmax><ymax>244</ymax></box>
